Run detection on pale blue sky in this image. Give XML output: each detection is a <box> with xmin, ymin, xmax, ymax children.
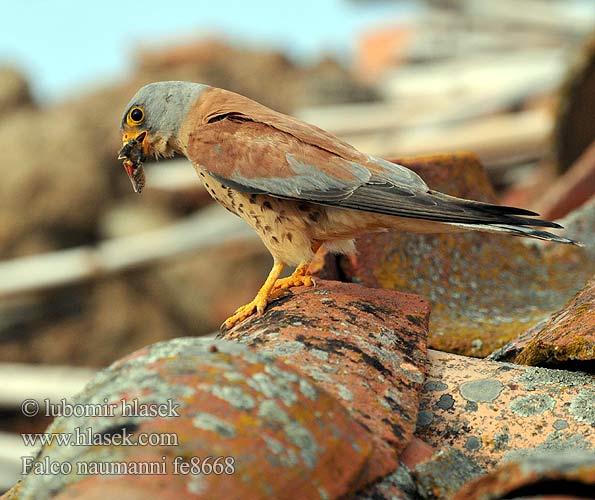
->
<box><xmin>0</xmin><ymin>0</ymin><xmax>414</xmax><ymax>102</ymax></box>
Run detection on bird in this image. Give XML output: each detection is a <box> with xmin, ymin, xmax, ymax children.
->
<box><xmin>118</xmin><ymin>81</ymin><xmax>579</xmax><ymax>329</ymax></box>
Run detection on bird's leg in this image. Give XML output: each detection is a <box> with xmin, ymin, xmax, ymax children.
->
<box><xmin>270</xmin><ymin>241</ymin><xmax>321</xmax><ymax>294</ymax></box>
<box><xmin>223</xmin><ymin>261</ymin><xmax>285</xmax><ymax>329</ymax></box>
<box><xmin>271</xmin><ymin>260</ymin><xmax>316</xmax><ymax>294</ymax></box>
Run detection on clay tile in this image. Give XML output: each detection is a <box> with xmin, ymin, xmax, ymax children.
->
<box><xmin>511</xmin><ymin>276</ymin><xmax>595</xmax><ymax>368</ymax></box>
<box><xmin>223</xmin><ymin>280</ymin><xmax>430</xmax><ymax>485</ymax></box>
<box><xmin>416</xmin><ymin>350</ymin><xmax>595</xmax><ymax>470</ymax></box>
<box><xmin>17</xmin><ymin>338</ymin><xmax>372</xmax><ymax>499</ymax></box>
<box><xmin>453</xmin><ymin>450</ymin><xmax>595</xmax><ymax>500</ymax></box>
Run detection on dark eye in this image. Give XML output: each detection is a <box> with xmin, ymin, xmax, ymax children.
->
<box><xmin>130</xmin><ymin>107</ymin><xmax>144</xmax><ymax>122</ymax></box>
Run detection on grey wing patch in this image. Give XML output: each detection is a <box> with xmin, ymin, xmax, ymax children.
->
<box><xmin>331</xmin><ymin>155</ymin><xmax>472</xmax><ymax>220</ymax></box>
<box><xmin>206</xmin><ymin>153</ymin><xmax>371</xmax><ymax>202</ymax></box>
<box><xmin>335</xmin><ymin>155</ymin><xmax>563</xmax><ymax>227</ymax></box>
<box><xmin>366</xmin><ymin>156</ymin><xmax>429</xmax><ymax>190</ymax></box>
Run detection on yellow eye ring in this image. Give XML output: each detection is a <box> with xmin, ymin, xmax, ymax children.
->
<box><xmin>127</xmin><ymin>106</ymin><xmax>145</xmax><ymax>126</ymax></box>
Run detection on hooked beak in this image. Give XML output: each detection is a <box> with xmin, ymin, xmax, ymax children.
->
<box><xmin>118</xmin><ymin>130</ymin><xmax>148</xmax><ymax>193</ymax></box>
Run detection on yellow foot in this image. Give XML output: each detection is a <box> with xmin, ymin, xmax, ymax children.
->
<box><xmin>223</xmin><ymin>295</ymin><xmax>269</xmax><ymax>329</ymax></box>
<box><xmin>271</xmin><ymin>274</ymin><xmax>315</xmax><ymax>294</ymax></box>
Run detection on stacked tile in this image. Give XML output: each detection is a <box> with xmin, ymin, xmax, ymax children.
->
<box><xmin>4</xmin><ymin>153</ymin><xmax>594</xmax><ymax>500</ymax></box>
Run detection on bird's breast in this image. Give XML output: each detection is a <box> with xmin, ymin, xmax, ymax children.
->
<box><xmin>195</xmin><ymin>167</ymin><xmax>319</xmax><ymax>265</ymax></box>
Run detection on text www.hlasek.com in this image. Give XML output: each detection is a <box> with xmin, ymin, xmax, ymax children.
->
<box><xmin>22</xmin><ymin>426</ymin><xmax>178</xmax><ymax>448</ymax></box>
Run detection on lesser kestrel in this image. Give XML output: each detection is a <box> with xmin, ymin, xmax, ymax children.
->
<box><xmin>118</xmin><ymin>81</ymin><xmax>578</xmax><ymax>328</ymax></box>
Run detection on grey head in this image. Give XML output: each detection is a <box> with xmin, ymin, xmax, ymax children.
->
<box><xmin>118</xmin><ymin>81</ymin><xmax>207</xmax><ymax>194</ymax></box>
<box><xmin>121</xmin><ymin>81</ymin><xmax>207</xmax><ymax>139</ymax></box>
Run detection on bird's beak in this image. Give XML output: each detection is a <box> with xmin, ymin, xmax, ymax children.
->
<box><xmin>118</xmin><ymin>130</ymin><xmax>149</xmax><ymax>193</ymax></box>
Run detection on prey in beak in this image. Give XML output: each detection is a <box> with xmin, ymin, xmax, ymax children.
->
<box><xmin>118</xmin><ymin>131</ymin><xmax>148</xmax><ymax>193</ymax></box>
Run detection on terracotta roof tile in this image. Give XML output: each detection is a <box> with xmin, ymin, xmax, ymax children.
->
<box><xmin>223</xmin><ymin>280</ymin><xmax>430</xmax><ymax>486</ymax></box>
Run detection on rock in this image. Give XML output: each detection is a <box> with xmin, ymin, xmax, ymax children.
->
<box><xmin>357</xmin><ymin>435</ymin><xmax>485</xmax><ymax>500</ymax></box>
<box><xmin>150</xmin><ymin>238</ymin><xmax>272</xmax><ymax>335</ymax></box>
<box><xmin>296</xmin><ymin>57</ymin><xmax>380</xmax><ymax>108</ymax></box>
<box><xmin>0</xmin><ymin>108</ymin><xmax>111</xmax><ymax>257</ymax></box>
<box><xmin>553</xmin><ymin>37</ymin><xmax>595</xmax><ymax>173</ymax></box>
<box><xmin>486</xmin><ymin>319</ymin><xmax>546</xmax><ymax>363</ymax></box>
<box><xmin>16</xmin><ymin>338</ymin><xmax>372</xmax><ymax>499</ymax></box>
<box><xmin>354</xmin><ymin>437</ymin><xmax>435</xmax><ymax>499</ymax></box>
<box><xmin>325</xmin><ymin>152</ymin><xmax>594</xmax><ymax>356</ymax></box>
<box><xmin>0</xmin><ymin>232</ymin><xmax>273</xmax><ymax>366</ymax></box>
<box><xmin>7</xmin><ymin>281</ymin><xmax>430</xmax><ymax>497</ymax></box>
<box><xmin>222</xmin><ymin>280</ymin><xmax>430</xmax><ymax>486</ymax></box>
<box><xmin>0</xmin><ymin>276</ymin><xmax>186</xmax><ymax>367</ymax></box>
<box><xmin>399</xmin><ymin>436</ymin><xmax>436</xmax><ymax>467</ymax></box>
<box><xmin>356</xmin><ymin>468</ymin><xmax>419</xmax><ymax>500</ymax></box>
<box><xmin>0</xmin><ymin>67</ymin><xmax>32</xmax><ymax>116</ymax></box>
<box><xmin>416</xmin><ymin>350</ymin><xmax>595</xmax><ymax>470</ymax></box>
<box><xmin>453</xmin><ymin>450</ymin><xmax>595</xmax><ymax>500</ymax></box>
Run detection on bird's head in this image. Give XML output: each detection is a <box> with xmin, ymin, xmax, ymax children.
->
<box><xmin>118</xmin><ymin>81</ymin><xmax>206</xmax><ymax>193</ymax></box>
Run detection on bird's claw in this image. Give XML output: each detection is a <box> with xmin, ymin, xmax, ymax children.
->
<box><xmin>221</xmin><ymin>269</ymin><xmax>315</xmax><ymax>331</ymax></box>
<box><xmin>271</xmin><ymin>274</ymin><xmax>316</xmax><ymax>293</ymax></box>
<box><xmin>222</xmin><ymin>295</ymin><xmax>269</xmax><ymax>330</ymax></box>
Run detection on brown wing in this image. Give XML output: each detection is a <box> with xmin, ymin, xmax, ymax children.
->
<box><xmin>185</xmin><ymin>87</ymin><xmax>559</xmax><ymax>228</ymax></box>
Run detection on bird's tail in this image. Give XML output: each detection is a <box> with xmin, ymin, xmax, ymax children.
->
<box><xmin>448</xmin><ymin>222</ymin><xmax>581</xmax><ymax>246</ymax></box>
<box><xmin>426</xmin><ymin>191</ymin><xmax>582</xmax><ymax>246</ymax></box>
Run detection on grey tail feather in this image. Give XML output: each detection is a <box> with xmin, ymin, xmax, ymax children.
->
<box><xmin>431</xmin><ymin>191</ymin><xmax>563</xmax><ymax>229</ymax></box>
<box><xmin>449</xmin><ymin>222</ymin><xmax>583</xmax><ymax>246</ymax></box>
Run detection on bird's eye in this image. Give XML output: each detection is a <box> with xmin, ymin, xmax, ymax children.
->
<box><xmin>127</xmin><ymin>107</ymin><xmax>144</xmax><ymax>126</ymax></box>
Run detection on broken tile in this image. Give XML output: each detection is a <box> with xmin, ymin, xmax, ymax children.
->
<box><xmin>330</xmin><ymin>153</ymin><xmax>594</xmax><ymax>356</ymax></box>
<box><xmin>354</xmin><ymin>438</ymin><xmax>436</xmax><ymax>500</ymax></box>
<box><xmin>416</xmin><ymin>350</ymin><xmax>595</xmax><ymax>470</ymax></box>
<box><xmin>414</xmin><ymin>448</ymin><xmax>484</xmax><ymax>500</ymax></box>
<box><xmin>355</xmin><ymin>466</ymin><xmax>419</xmax><ymax>500</ymax></box>
<box><xmin>16</xmin><ymin>338</ymin><xmax>372</xmax><ymax>499</ymax></box>
<box><xmin>534</xmin><ymin>139</ymin><xmax>595</xmax><ymax>220</ymax></box>
<box><xmin>356</xmin><ymin>441</ymin><xmax>484</xmax><ymax>500</ymax></box>
<box><xmin>507</xmin><ymin>276</ymin><xmax>594</xmax><ymax>369</ymax></box>
<box><xmin>486</xmin><ymin>318</ymin><xmax>547</xmax><ymax>363</ymax></box>
<box><xmin>399</xmin><ymin>436</ymin><xmax>436</xmax><ymax>468</ymax></box>
<box><xmin>223</xmin><ymin>280</ymin><xmax>430</xmax><ymax>486</ymax></box>
<box><xmin>453</xmin><ymin>450</ymin><xmax>595</xmax><ymax>500</ymax></box>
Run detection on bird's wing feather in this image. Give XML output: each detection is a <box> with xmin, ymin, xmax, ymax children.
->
<box><xmin>189</xmin><ymin>116</ymin><xmax>373</xmax><ymax>201</ymax></box>
<box><xmin>186</xmin><ymin>87</ymin><xmax>558</xmax><ymax>228</ymax></box>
